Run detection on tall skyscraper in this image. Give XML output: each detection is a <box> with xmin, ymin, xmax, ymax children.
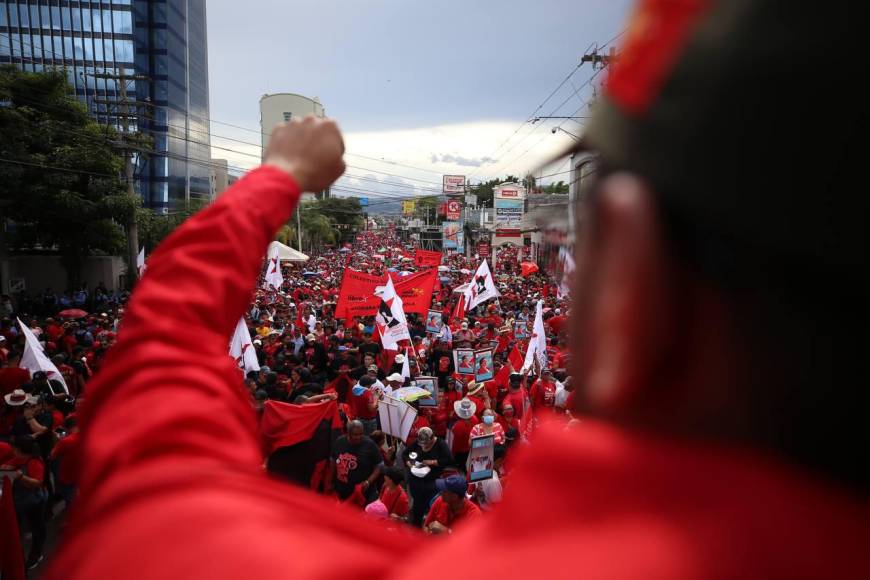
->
<box><xmin>0</xmin><ymin>0</ymin><xmax>211</xmax><ymax>212</ymax></box>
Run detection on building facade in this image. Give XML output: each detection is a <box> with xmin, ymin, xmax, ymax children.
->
<box><xmin>0</xmin><ymin>0</ymin><xmax>211</xmax><ymax>212</ymax></box>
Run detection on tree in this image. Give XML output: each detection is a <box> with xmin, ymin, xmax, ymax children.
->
<box><xmin>542</xmin><ymin>180</ymin><xmax>569</xmax><ymax>194</ymax></box>
<box><xmin>136</xmin><ymin>199</ymin><xmax>208</xmax><ymax>253</ymax></box>
<box><xmin>0</xmin><ymin>66</ymin><xmax>139</xmax><ymax>289</ymax></box>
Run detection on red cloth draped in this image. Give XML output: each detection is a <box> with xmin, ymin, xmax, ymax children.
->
<box><xmin>260</xmin><ymin>400</ymin><xmax>342</xmax><ymax>455</ymax></box>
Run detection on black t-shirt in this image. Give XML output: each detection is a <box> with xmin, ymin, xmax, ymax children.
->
<box><xmin>358</xmin><ymin>341</ymin><xmax>382</xmax><ymax>359</ymax></box>
<box><xmin>401</xmin><ymin>438</ymin><xmax>454</xmax><ymax>481</ymax></box>
<box><xmin>331</xmin><ymin>435</ymin><xmax>383</xmax><ymax>499</ymax></box>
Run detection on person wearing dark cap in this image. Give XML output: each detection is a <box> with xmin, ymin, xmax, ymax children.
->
<box><xmin>423</xmin><ymin>474</ymin><xmax>480</xmax><ymax>535</ymax></box>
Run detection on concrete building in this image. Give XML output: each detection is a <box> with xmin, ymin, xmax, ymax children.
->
<box><xmin>259</xmin><ymin>93</ymin><xmax>326</xmax><ymax>200</ymax></box>
<box><xmin>210</xmin><ymin>158</ymin><xmax>229</xmax><ymax>197</ymax></box>
<box><xmin>0</xmin><ymin>0</ymin><xmax>212</xmax><ymax>212</ymax></box>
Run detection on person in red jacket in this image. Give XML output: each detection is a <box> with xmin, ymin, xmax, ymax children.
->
<box><xmin>46</xmin><ymin>13</ymin><xmax>870</xmax><ymax>575</ymax></box>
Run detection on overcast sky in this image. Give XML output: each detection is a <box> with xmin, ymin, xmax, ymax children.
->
<box><xmin>207</xmin><ymin>0</ymin><xmax>632</xmax><ymax>198</ymax></box>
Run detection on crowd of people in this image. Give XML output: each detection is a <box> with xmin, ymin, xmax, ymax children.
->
<box><xmin>0</xmin><ymin>222</ymin><xmax>573</xmax><ymax>569</ymax></box>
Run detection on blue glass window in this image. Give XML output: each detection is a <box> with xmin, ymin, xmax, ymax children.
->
<box><xmin>64</xmin><ymin>35</ymin><xmax>73</xmax><ymax>59</ymax></box>
<box><xmin>103</xmin><ymin>10</ymin><xmax>112</xmax><ymax>33</ymax></box>
<box><xmin>50</xmin><ymin>6</ymin><xmax>60</xmax><ymax>30</ymax></box>
<box><xmin>83</xmin><ymin>37</ymin><xmax>93</xmax><ymax>60</ymax></box>
<box><xmin>94</xmin><ymin>37</ymin><xmax>103</xmax><ymax>60</ymax></box>
<box><xmin>103</xmin><ymin>38</ymin><xmax>114</xmax><ymax>61</ymax></box>
<box><xmin>72</xmin><ymin>7</ymin><xmax>82</xmax><ymax>32</ymax></box>
<box><xmin>62</xmin><ymin>6</ymin><xmax>71</xmax><ymax>30</ymax></box>
<box><xmin>53</xmin><ymin>35</ymin><xmax>62</xmax><ymax>58</ymax></box>
<box><xmin>92</xmin><ymin>9</ymin><xmax>102</xmax><ymax>34</ymax></box>
<box><xmin>41</xmin><ymin>6</ymin><xmax>50</xmax><ymax>29</ymax></box>
<box><xmin>113</xmin><ymin>10</ymin><xmax>132</xmax><ymax>34</ymax></box>
<box><xmin>30</xmin><ymin>5</ymin><xmax>39</xmax><ymax>28</ymax></box>
<box><xmin>9</xmin><ymin>5</ymin><xmax>18</xmax><ymax>27</ymax></box>
<box><xmin>73</xmin><ymin>37</ymin><xmax>84</xmax><ymax>60</ymax></box>
<box><xmin>19</xmin><ymin>4</ymin><xmax>29</xmax><ymax>28</ymax></box>
<box><xmin>82</xmin><ymin>8</ymin><xmax>91</xmax><ymax>32</ymax></box>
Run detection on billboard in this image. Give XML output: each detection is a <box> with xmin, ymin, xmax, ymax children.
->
<box><xmin>446</xmin><ymin>199</ymin><xmax>462</xmax><ymax>220</ymax></box>
<box><xmin>402</xmin><ymin>200</ymin><xmax>416</xmax><ymax>215</ymax></box>
<box><xmin>443</xmin><ymin>175</ymin><xmax>466</xmax><ymax>194</ymax></box>
<box><xmin>442</xmin><ymin>221</ymin><xmax>464</xmax><ymax>250</ymax></box>
<box><xmin>358</xmin><ymin>197</ymin><xmax>369</xmax><ymax>207</ymax></box>
<box><xmin>465</xmin><ymin>194</ymin><xmax>478</xmax><ymax>206</ymax></box>
<box><xmin>495</xmin><ymin>198</ymin><xmax>523</xmax><ymax>223</ymax></box>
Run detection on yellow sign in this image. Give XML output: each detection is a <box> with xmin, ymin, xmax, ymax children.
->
<box><xmin>402</xmin><ymin>200</ymin><xmax>416</xmax><ymax>215</ymax></box>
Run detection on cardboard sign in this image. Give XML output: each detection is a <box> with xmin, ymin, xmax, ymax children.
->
<box><xmin>377</xmin><ymin>396</ymin><xmax>418</xmax><ymax>443</ymax></box>
<box><xmin>425</xmin><ymin>309</ymin><xmax>444</xmax><ymax>334</ymax></box>
<box><xmin>453</xmin><ymin>348</ymin><xmax>475</xmax><ymax>375</ymax></box>
<box><xmin>474</xmin><ymin>348</ymin><xmax>494</xmax><ymax>383</ymax></box>
<box><xmin>413</xmin><ymin>376</ymin><xmax>438</xmax><ymax>408</ymax></box>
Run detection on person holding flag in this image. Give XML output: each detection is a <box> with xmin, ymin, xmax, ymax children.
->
<box><xmin>229</xmin><ymin>318</ymin><xmax>260</xmax><ymax>375</ymax></box>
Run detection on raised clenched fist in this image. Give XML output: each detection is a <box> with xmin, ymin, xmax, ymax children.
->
<box><xmin>264</xmin><ymin>116</ymin><xmax>346</xmax><ymax>194</ymax></box>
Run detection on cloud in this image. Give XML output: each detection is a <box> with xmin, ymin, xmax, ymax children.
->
<box><xmin>212</xmin><ymin>119</ymin><xmax>579</xmax><ymax>185</ymax></box>
<box><xmin>429</xmin><ymin>154</ymin><xmax>497</xmax><ymax>167</ymax></box>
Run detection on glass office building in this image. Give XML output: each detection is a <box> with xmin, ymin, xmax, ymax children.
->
<box><xmin>0</xmin><ymin>0</ymin><xmax>211</xmax><ymax>212</ymax></box>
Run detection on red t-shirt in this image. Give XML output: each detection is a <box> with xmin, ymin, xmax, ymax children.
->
<box><xmin>0</xmin><ymin>367</ymin><xmax>30</xmax><ymax>396</ymax></box>
<box><xmin>450</xmin><ymin>416</ymin><xmax>479</xmax><ymax>455</ymax></box>
<box><xmin>379</xmin><ymin>485</ymin><xmax>409</xmax><ymax>518</ymax></box>
<box><xmin>424</xmin><ymin>495</ymin><xmax>481</xmax><ymax>529</ymax></box>
<box><xmin>51</xmin><ymin>432</ymin><xmax>81</xmax><ymax>485</ymax></box>
<box><xmin>348</xmin><ymin>389</ymin><xmax>377</xmax><ymax>420</ymax></box>
<box><xmin>405</xmin><ymin>415</ymin><xmax>430</xmax><ymax>448</ymax></box>
<box><xmin>504</xmin><ymin>389</ymin><xmax>528</xmax><ymax>420</ymax></box>
<box><xmin>547</xmin><ymin>315</ymin><xmax>568</xmax><ymax>335</ymax></box>
<box><xmin>8</xmin><ymin>455</ymin><xmax>45</xmax><ymax>484</ymax></box>
<box><xmin>530</xmin><ymin>380</ymin><xmax>558</xmax><ymax>411</ymax></box>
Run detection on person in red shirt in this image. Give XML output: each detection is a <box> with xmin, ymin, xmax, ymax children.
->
<box><xmin>423</xmin><ymin>474</ymin><xmax>481</xmax><ymax>534</ymax></box>
<box><xmin>496</xmin><ymin>402</ymin><xmax>520</xmax><ymax>433</ymax></box>
<box><xmin>530</xmin><ymin>370</ymin><xmax>558</xmax><ymax>413</ymax></box>
<box><xmin>546</xmin><ymin>309</ymin><xmax>567</xmax><ymax>336</ymax></box>
<box><xmin>1</xmin><ymin>436</ymin><xmax>48</xmax><ymax>569</ymax></box>
<box><xmin>0</xmin><ymin>352</ymin><xmax>30</xmax><ymax>397</ymax></box>
<box><xmin>502</xmin><ymin>373</ymin><xmax>529</xmax><ymax>420</ymax></box>
<box><xmin>378</xmin><ymin>466</ymin><xmax>409</xmax><ymax>520</ymax></box>
<box><xmin>450</xmin><ymin>398</ymin><xmax>479</xmax><ymax>468</ymax></box>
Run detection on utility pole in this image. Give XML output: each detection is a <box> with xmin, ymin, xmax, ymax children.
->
<box><xmin>297</xmin><ymin>206</ymin><xmax>303</xmax><ymax>251</ymax></box>
<box><xmin>581</xmin><ymin>46</ymin><xmax>618</xmax><ymax>69</ymax></box>
<box><xmin>91</xmin><ymin>67</ymin><xmax>152</xmax><ymax>288</ymax></box>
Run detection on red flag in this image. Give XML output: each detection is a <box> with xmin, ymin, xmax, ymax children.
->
<box><xmin>508</xmin><ymin>345</ymin><xmax>524</xmax><ymax>371</ymax></box>
<box><xmin>521</xmin><ymin>261</ymin><xmax>539</xmax><ymax>277</ymax></box>
<box><xmin>414</xmin><ymin>249</ymin><xmax>442</xmax><ymax>267</ymax></box>
<box><xmin>0</xmin><ymin>477</ymin><xmax>25</xmax><ymax>580</ymax></box>
<box><xmin>335</xmin><ymin>268</ymin><xmax>439</xmax><ymax>321</ymax></box>
<box><xmin>260</xmin><ymin>400</ymin><xmax>342</xmax><ymax>455</ymax></box>
<box><xmin>451</xmin><ymin>292</ymin><xmax>467</xmax><ymax>324</ymax></box>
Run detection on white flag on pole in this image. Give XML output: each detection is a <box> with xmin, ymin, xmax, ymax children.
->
<box><xmin>374</xmin><ymin>277</ymin><xmax>411</xmax><ymax>350</ymax></box>
<box><xmin>229</xmin><ymin>317</ymin><xmax>260</xmax><ymax>374</ymax></box>
<box><xmin>522</xmin><ymin>300</ymin><xmax>549</xmax><ymax>373</ymax></box>
<box><xmin>137</xmin><ymin>247</ymin><xmax>147</xmax><ymax>277</ymax></box>
<box><xmin>467</xmin><ymin>259</ymin><xmax>501</xmax><ymax>311</ymax></box>
<box><xmin>401</xmin><ymin>347</ymin><xmax>411</xmax><ymax>380</ymax></box>
<box><xmin>557</xmin><ymin>247</ymin><xmax>575</xmax><ymax>300</ymax></box>
<box><xmin>17</xmin><ymin>318</ymin><xmax>69</xmax><ymax>394</ymax></box>
<box><xmin>263</xmin><ymin>245</ymin><xmax>284</xmax><ymax>290</ymax></box>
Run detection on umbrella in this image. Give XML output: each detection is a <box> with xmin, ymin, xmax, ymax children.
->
<box><xmin>459</xmin><ymin>268</ymin><xmax>471</xmax><ymax>274</ymax></box>
<box><xmin>387</xmin><ymin>268</ymin><xmax>398</xmax><ymax>272</ymax></box>
<box><xmin>339</xmin><ymin>247</ymin><xmax>351</xmax><ymax>253</ymax></box>
<box><xmin>58</xmin><ymin>308</ymin><xmax>88</xmax><ymax>319</ymax></box>
<box><xmin>302</xmin><ymin>271</ymin><xmax>318</xmax><ymax>277</ymax></box>
<box><xmin>439</xmin><ymin>276</ymin><xmax>452</xmax><ymax>283</ymax></box>
<box><xmin>437</xmin><ymin>265</ymin><xmax>449</xmax><ymax>272</ymax></box>
<box><xmin>391</xmin><ymin>386</ymin><xmax>432</xmax><ymax>402</ymax></box>
<box><xmin>372</xmin><ymin>254</ymin><xmax>385</xmax><ymax>260</ymax></box>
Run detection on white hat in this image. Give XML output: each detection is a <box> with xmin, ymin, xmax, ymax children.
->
<box><xmin>394</xmin><ymin>354</ymin><xmax>406</xmax><ymax>364</ymax></box>
<box><xmin>460</xmin><ymin>322</ymin><xmax>469</xmax><ymax>329</ymax></box>
<box><xmin>386</xmin><ymin>373</ymin><xmax>404</xmax><ymax>383</ymax></box>
<box><xmin>0</xmin><ymin>335</ymin><xmax>5</xmax><ymax>342</ymax></box>
<box><xmin>453</xmin><ymin>398</ymin><xmax>477</xmax><ymax>420</ymax></box>
<box><xmin>4</xmin><ymin>389</ymin><xmax>37</xmax><ymax>407</ymax></box>
<box><xmin>466</xmin><ymin>380</ymin><xmax>484</xmax><ymax>397</ymax></box>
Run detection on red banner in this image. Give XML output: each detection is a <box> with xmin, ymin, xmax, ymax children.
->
<box><xmin>336</xmin><ymin>268</ymin><xmax>438</xmax><ymax>321</ymax></box>
<box><xmin>414</xmin><ymin>249</ymin><xmax>442</xmax><ymax>267</ymax></box>
<box><xmin>478</xmin><ymin>243</ymin><xmax>491</xmax><ymax>258</ymax></box>
<box><xmin>260</xmin><ymin>400</ymin><xmax>342</xmax><ymax>456</ymax></box>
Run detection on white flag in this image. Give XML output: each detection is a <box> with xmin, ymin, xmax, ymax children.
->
<box><xmin>264</xmin><ymin>245</ymin><xmax>284</xmax><ymax>290</ymax></box>
<box><xmin>374</xmin><ymin>277</ymin><xmax>411</xmax><ymax>350</ymax></box>
<box><xmin>401</xmin><ymin>347</ymin><xmax>411</xmax><ymax>380</ymax></box>
<box><xmin>558</xmin><ymin>247</ymin><xmax>575</xmax><ymax>300</ymax></box>
<box><xmin>522</xmin><ymin>300</ymin><xmax>549</xmax><ymax>373</ymax></box>
<box><xmin>137</xmin><ymin>247</ymin><xmax>147</xmax><ymax>277</ymax></box>
<box><xmin>467</xmin><ymin>259</ymin><xmax>501</xmax><ymax>311</ymax></box>
<box><xmin>229</xmin><ymin>317</ymin><xmax>260</xmax><ymax>374</ymax></box>
<box><xmin>17</xmin><ymin>318</ymin><xmax>69</xmax><ymax>394</ymax></box>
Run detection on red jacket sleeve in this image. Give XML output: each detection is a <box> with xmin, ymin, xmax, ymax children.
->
<box><xmin>75</xmin><ymin>167</ymin><xmax>301</xmax><ymax>491</ymax></box>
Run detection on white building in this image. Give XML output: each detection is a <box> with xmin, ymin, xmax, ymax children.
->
<box><xmin>259</xmin><ymin>93</ymin><xmax>326</xmax><ymax>200</ymax></box>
